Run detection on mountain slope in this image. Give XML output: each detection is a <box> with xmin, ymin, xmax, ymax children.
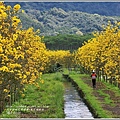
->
<box><xmin>4</xmin><ymin>2</ymin><xmax>120</xmax><ymax>36</ymax></box>
<box><xmin>5</xmin><ymin>2</ymin><xmax>120</xmax><ymax>16</ymax></box>
<box><xmin>19</xmin><ymin>7</ymin><xmax>120</xmax><ymax>36</ymax></box>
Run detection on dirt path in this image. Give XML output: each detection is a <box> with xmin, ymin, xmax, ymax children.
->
<box><xmin>82</xmin><ymin>76</ymin><xmax>120</xmax><ymax>118</ymax></box>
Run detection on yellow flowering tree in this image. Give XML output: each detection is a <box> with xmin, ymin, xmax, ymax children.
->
<box><xmin>0</xmin><ymin>2</ymin><xmax>48</xmax><ymax>112</ymax></box>
<box><xmin>74</xmin><ymin>21</ymin><xmax>120</xmax><ymax>86</ymax></box>
<box><xmin>45</xmin><ymin>50</ymin><xmax>72</xmax><ymax>72</ymax></box>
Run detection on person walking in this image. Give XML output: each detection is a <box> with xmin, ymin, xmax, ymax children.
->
<box><xmin>91</xmin><ymin>70</ymin><xmax>97</xmax><ymax>88</ymax></box>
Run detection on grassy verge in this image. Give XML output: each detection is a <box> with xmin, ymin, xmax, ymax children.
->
<box><xmin>0</xmin><ymin>72</ymin><xmax>65</xmax><ymax>118</ymax></box>
<box><xmin>69</xmin><ymin>73</ymin><xmax>113</xmax><ymax>118</ymax></box>
<box><xmin>101</xmin><ymin>79</ymin><xmax>120</xmax><ymax>95</ymax></box>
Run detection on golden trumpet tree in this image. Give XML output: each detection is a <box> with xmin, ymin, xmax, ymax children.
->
<box><xmin>74</xmin><ymin>21</ymin><xmax>120</xmax><ymax>83</ymax></box>
<box><xmin>0</xmin><ymin>2</ymin><xmax>48</xmax><ymax>110</ymax></box>
<box><xmin>0</xmin><ymin>3</ymin><xmax>74</xmax><ymax>112</ymax></box>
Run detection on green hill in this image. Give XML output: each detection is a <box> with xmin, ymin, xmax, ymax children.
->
<box><xmin>19</xmin><ymin>7</ymin><xmax>120</xmax><ymax>36</ymax></box>
<box><xmin>4</xmin><ymin>2</ymin><xmax>120</xmax><ymax>50</ymax></box>
<box><xmin>5</xmin><ymin>2</ymin><xmax>120</xmax><ymax>17</ymax></box>
<box><xmin>5</xmin><ymin>2</ymin><xmax>120</xmax><ymax>36</ymax></box>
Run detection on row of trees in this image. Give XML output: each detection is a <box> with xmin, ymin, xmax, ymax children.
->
<box><xmin>0</xmin><ymin>2</ymin><xmax>73</xmax><ymax>113</ymax></box>
<box><xmin>74</xmin><ymin>21</ymin><xmax>120</xmax><ymax>87</ymax></box>
<box><xmin>1</xmin><ymin>2</ymin><xmax>120</xmax><ymax>114</ymax></box>
<box><xmin>44</xmin><ymin>34</ymin><xmax>93</xmax><ymax>51</ymax></box>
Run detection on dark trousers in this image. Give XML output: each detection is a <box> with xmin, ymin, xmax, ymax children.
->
<box><xmin>92</xmin><ymin>79</ymin><xmax>96</xmax><ymax>88</ymax></box>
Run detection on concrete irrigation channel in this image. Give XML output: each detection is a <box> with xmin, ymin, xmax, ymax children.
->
<box><xmin>63</xmin><ymin>74</ymin><xmax>95</xmax><ymax>118</ymax></box>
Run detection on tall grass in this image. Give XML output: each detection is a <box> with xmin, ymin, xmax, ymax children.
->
<box><xmin>0</xmin><ymin>73</ymin><xmax>65</xmax><ymax>118</ymax></box>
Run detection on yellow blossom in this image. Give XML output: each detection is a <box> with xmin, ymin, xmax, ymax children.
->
<box><xmin>0</xmin><ymin>46</ymin><xmax>3</xmax><ymax>53</ymax></box>
<box><xmin>21</xmin><ymin>94</ymin><xmax>25</xmax><ymax>97</ymax></box>
<box><xmin>3</xmin><ymin>89</ymin><xmax>9</xmax><ymax>93</ymax></box>
<box><xmin>0</xmin><ymin>66</ymin><xmax>9</xmax><ymax>72</ymax></box>
<box><xmin>40</xmin><ymin>72</ymin><xmax>42</xmax><ymax>75</ymax></box>
<box><xmin>6</xmin><ymin>5</ymin><xmax>11</xmax><ymax>11</ymax></box>
<box><xmin>23</xmin><ymin>74</ymin><xmax>27</xmax><ymax>79</ymax></box>
<box><xmin>8</xmin><ymin>94</ymin><xmax>11</xmax><ymax>97</ymax></box>
<box><xmin>0</xmin><ymin>81</ymin><xmax>2</xmax><ymax>84</ymax></box>
<box><xmin>13</xmin><ymin>4</ymin><xmax>21</xmax><ymax>11</ymax></box>
<box><xmin>26</xmin><ymin>72</ymin><xmax>30</xmax><ymax>75</ymax></box>
<box><xmin>40</xmin><ymin>79</ymin><xmax>44</xmax><ymax>84</ymax></box>
<box><xmin>22</xmin><ymin>10</ymin><xmax>24</xmax><ymax>13</ymax></box>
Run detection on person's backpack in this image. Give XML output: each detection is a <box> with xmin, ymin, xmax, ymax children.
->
<box><xmin>92</xmin><ymin>73</ymin><xmax>96</xmax><ymax>79</ymax></box>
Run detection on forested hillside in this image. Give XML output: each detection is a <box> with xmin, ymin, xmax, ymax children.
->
<box><xmin>5</xmin><ymin>2</ymin><xmax>120</xmax><ymax>36</ymax></box>
<box><xmin>44</xmin><ymin>34</ymin><xmax>93</xmax><ymax>51</ymax></box>
<box><xmin>17</xmin><ymin>7</ymin><xmax>120</xmax><ymax>36</ymax></box>
<box><xmin>5</xmin><ymin>2</ymin><xmax>120</xmax><ymax>16</ymax></box>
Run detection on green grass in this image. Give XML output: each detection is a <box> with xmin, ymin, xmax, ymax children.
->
<box><xmin>69</xmin><ymin>74</ymin><xmax>113</xmax><ymax>118</ymax></box>
<box><xmin>1</xmin><ymin>69</ymin><xmax>120</xmax><ymax>118</ymax></box>
<box><xmin>97</xmin><ymin>89</ymin><xmax>115</xmax><ymax>106</ymax></box>
<box><xmin>102</xmin><ymin>80</ymin><xmax>120</xmax><ymax>95</ymax></box>
<box><xmin>97</xmin><ymin>78</ymin><xmax>120</xmax><ymax>105</ymax></box>
<box><xmin>0</xmin><ymin>72</ymin><xmax>65</xmax><ymax>118</ymax></box>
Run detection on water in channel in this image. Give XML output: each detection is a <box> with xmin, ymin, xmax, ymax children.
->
<box><xmin>64</xmin><ymin>81</ymin><xmax>94</xmax><ymax>119</ymax></box>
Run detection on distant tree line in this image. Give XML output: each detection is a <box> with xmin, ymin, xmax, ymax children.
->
<box><xmin>43</xmin><ymin>34</ymin><xmax>93</xmax><ymax>51</ymax></box>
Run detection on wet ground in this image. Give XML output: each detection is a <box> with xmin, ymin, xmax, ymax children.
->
<box><xmin>64</xmin><ymin>82</ymin><xmax>93</xmax><ymax>119</ymax></box>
